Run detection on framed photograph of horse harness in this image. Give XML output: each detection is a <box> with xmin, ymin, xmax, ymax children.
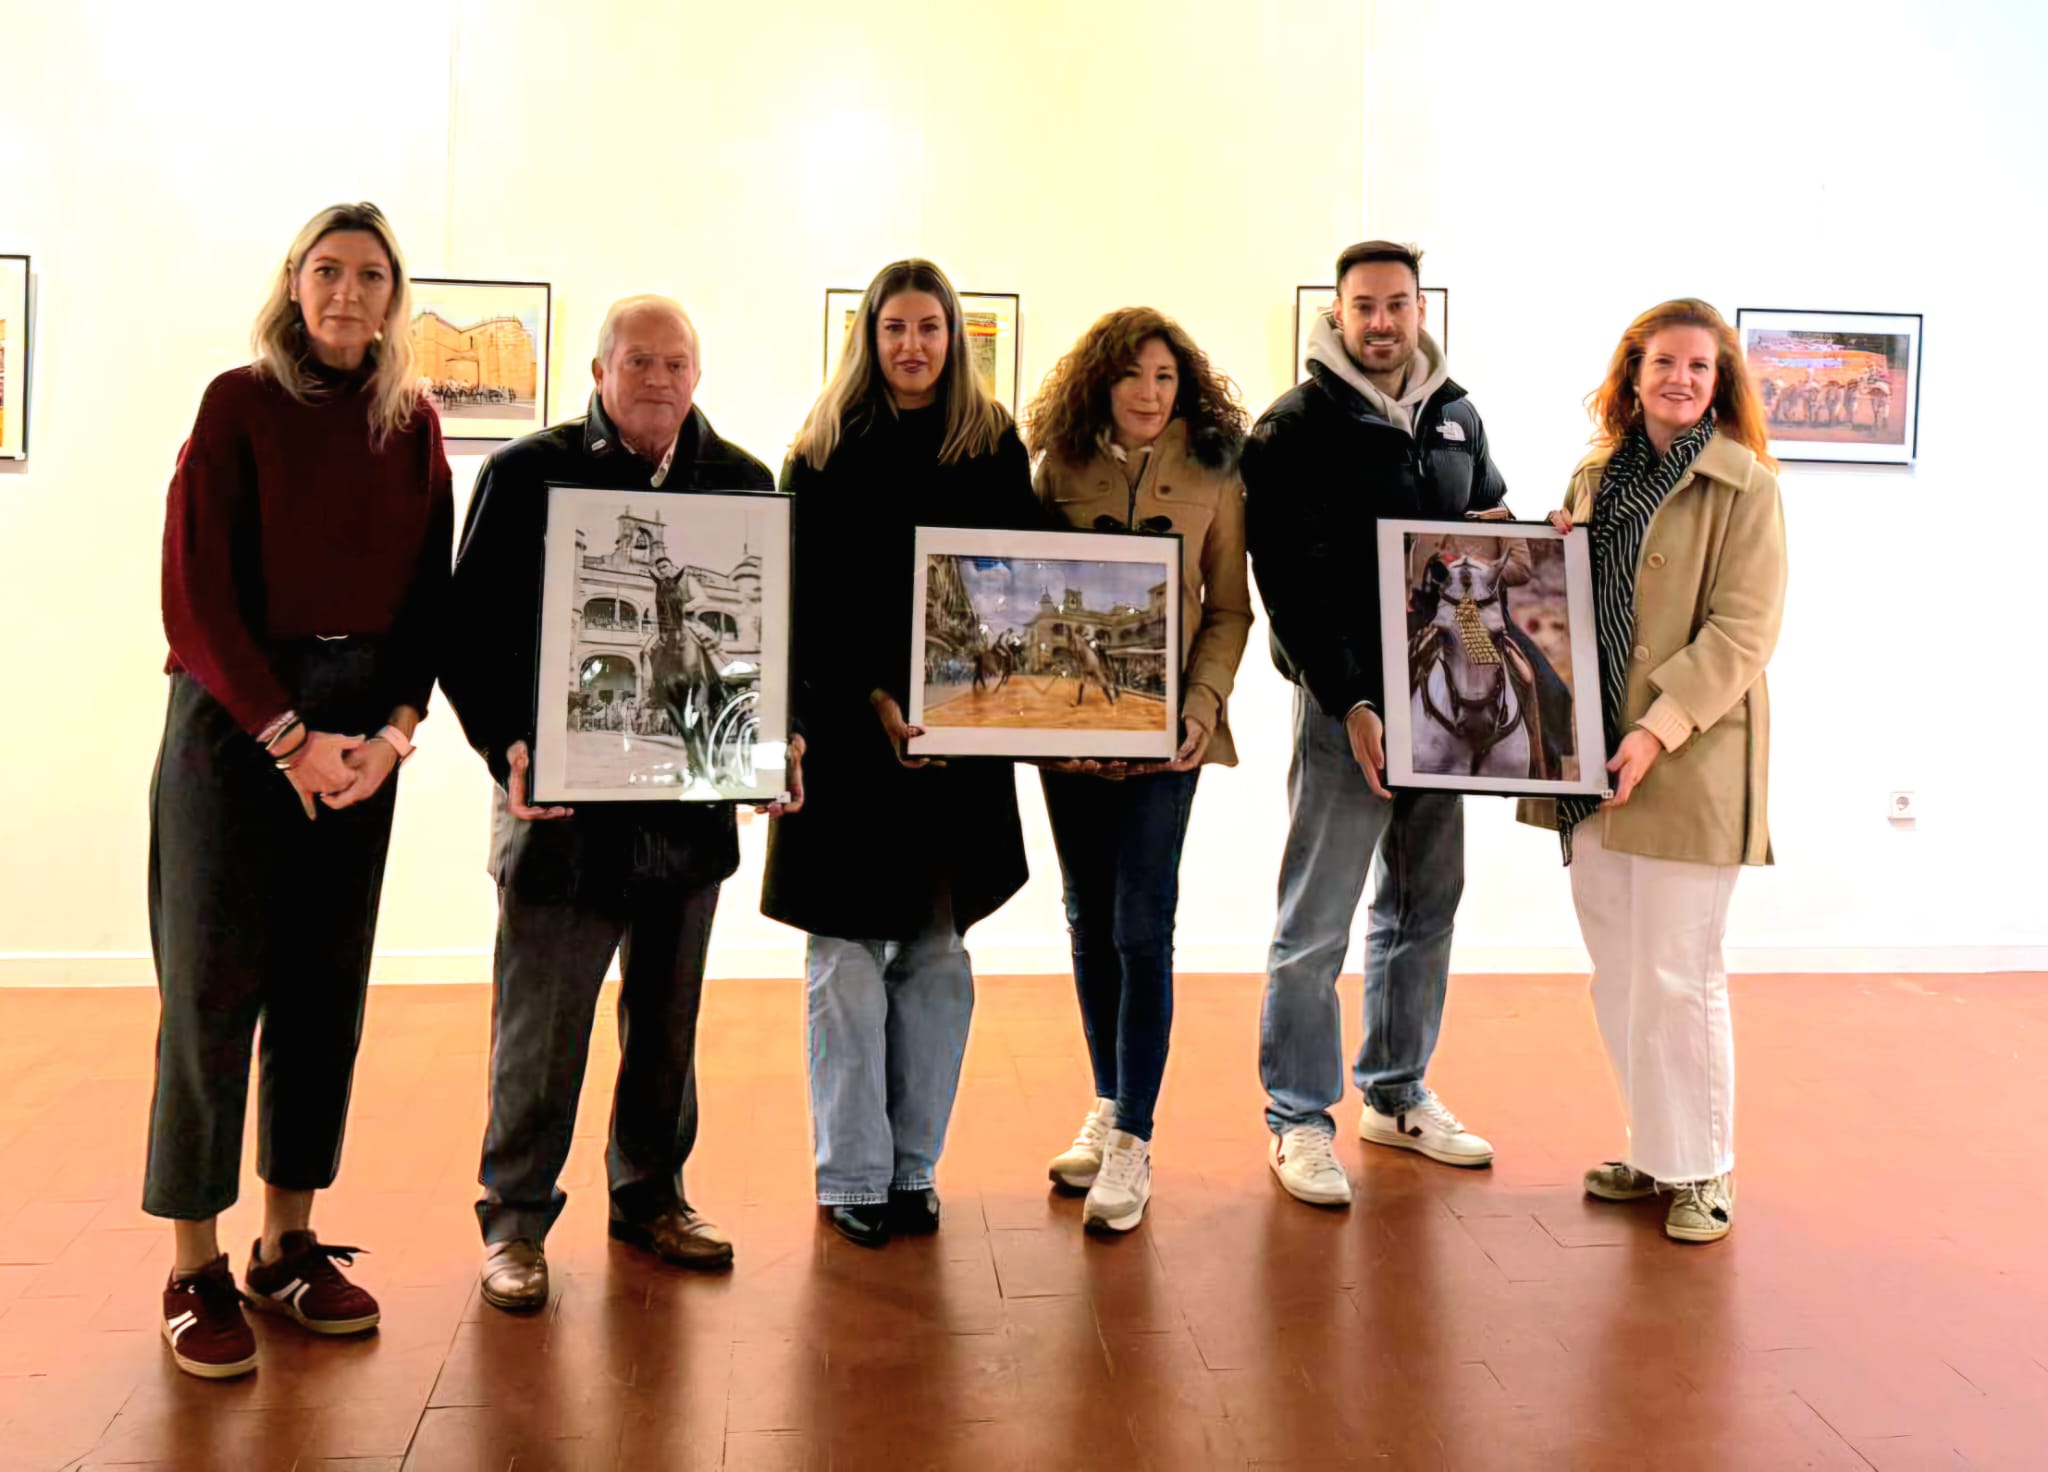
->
<box><xmin>531</xmin><ymin>485</ymin><xmax>793</xmax><ymax>804</ymax></box>
<box><xmin>1377</xmin><ymin>519</ymin><xmax>1606</xmax><ymax>797</ymax></box>
<box><xmin>909</xmin><ymin>525</ymin><xmax>1182</xmax><ymax>760</ymax></box>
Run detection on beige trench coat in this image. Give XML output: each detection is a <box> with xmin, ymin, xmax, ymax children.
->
<box><xmin>1518</xmin><ymin>432</ymin><xmax>1787</xmax><ymax>866</ymax></box>
<box><xmin>1032</xmin><ymin>419</ymin><xmax>1254</xmax><ymax>765</ymax></box>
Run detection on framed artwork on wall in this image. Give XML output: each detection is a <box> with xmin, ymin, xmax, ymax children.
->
<box><xmin>407</xmin><ymin>278</ymin><xmax>552</xmax><ymax>442</ymax></box>
<box><xmin>909</xmin><ymin>525</ymin><xmax>1182</xmax><ymax>761</ymax></box>
<box><xmin>824</xmin><ymin>287</ymin><xmax>1022</xmax><ymax>413</ymax></box>
<box><xmin>1736</xmin><ymin>308</ymin><xmax>1922</xmax><ymax>465</ymax></box>
<box><xmin>530</xmin><ymin>485</ymin><xmax>793</xmax><ymax>805</ymax></box>
<box><xmin>1</xmin><ymin>255</ymin><xmax>30</xmax><ymax>460</ymax></box>
<box><xmin>1376</xmin><ymin>518</ymin><xmax>1606</xmax><ymax>797</ymax></box>
<box><xmin>1294</xmin><ymin>283</ymin><xmax>1448</xmax><ymax>384</ymax></box>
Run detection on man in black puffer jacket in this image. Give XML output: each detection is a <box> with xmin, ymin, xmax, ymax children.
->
<box><xmin>1245</xmin><ymin>240</ymin><xmax>1504</xmax><ymax>1207</ymax></box>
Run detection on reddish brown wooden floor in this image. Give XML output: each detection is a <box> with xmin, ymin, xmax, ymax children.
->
<box><xmin>1</xmin><ymin>973</ymin><xmax>2045</xmax><ymax>1470</ymax></box>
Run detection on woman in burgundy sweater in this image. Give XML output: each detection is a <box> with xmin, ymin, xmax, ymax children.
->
<box><xmin>147</xmin><ymin>203</ymin><xmax>452</xmax><ymax>1379</ymax></box>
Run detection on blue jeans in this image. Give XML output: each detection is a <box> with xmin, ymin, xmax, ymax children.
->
<box><xmin>806</xmin><ymin>904</ymin><xmax>975</xmax><ymax>1205</ymax></box>
<box><xmin>1040</xmin><ymin>767</ymin><xmax>1200</xmax><ymax>1142</ymax></box>
<box><xmin>1262</xmin><ymin>688</ymin><xmax>1465</xmax><ymax>1133</ymax></box>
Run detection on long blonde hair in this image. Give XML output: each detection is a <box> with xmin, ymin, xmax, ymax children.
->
<box><xmin>251</xmin><ymin>202</ymin><xmax>421</xmax><ymax>445</ymax></box>
<box><xmin>792</xmin><ymin>258</ymin><xmax>1008</xmax><ymax>470</ymax></box>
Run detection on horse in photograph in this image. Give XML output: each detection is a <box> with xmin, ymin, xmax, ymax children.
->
<box><xmin>972</xmin><ymin>627</ymin><xmax>1021</xmax><ymax>695</ymax></box>
<box><xmin>646</xmin><ymin>564</ymin><xmax>738</xmax><ymax>783</ymax></box>
<box><xmin>1065</xmin><ymin>628</ymin><xmax>1120</xmax><ymax>707</ymax></box>
<box><xmin>1408</xmin><ymin>546</ymin><xmax>1553</xmax><ymax>781</ymax></box>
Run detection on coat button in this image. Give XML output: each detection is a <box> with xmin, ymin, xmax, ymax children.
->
<box><xmin>1632</xmin><ymin>643</ymin><xmax>1650</xmax><ymax>661</ymax></box>
<box><xmin>1647</xmin><ymin>552</ymin><xmax>1666</xmax><ymax>569</ymax></box>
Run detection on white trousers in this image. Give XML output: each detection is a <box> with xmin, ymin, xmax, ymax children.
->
<box><xmin>1569</xmin><ymin>826</ymin><xmax>1738</xmax><ymax>1184</ymax></box>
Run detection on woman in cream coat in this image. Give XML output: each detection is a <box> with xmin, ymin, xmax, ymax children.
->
<box><xmin>1023</xmin><ymin>307</ymin><xmax>1252</xmax><ymax>1233</ymax></box>
<box><xmin>1521</xmin><ymin>298</ymin><xmax>1786</xmax><ymax>1244</ymax></box>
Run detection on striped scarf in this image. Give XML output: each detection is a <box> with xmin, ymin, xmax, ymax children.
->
<box><xmin>1556</xmin><ymin>411</ymin><xmax>1717</xmax><ymax>863</ymax></box>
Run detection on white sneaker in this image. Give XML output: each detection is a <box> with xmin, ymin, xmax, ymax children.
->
<box><xmin>1360</xmin><ymin>1094</ymin><xmax>1495</xmax><ymax>1168</ymax></box>
<box><xmin>1082</xmin><ymin>1129</ymin><xmax>1151</xmax><ymax>1232</ymax></box>
<box><xmin>1048</xmin><ymin>1097</ymin><xmax>1117</xmax><ymax>1191</ymax></box>
<box><xmin>1268</xmin><ymin>1125</ymin><xmax>1352</xmax><ymax>1206</ymax></box>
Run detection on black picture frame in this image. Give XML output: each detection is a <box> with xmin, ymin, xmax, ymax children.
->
<box><xmin>1</xmin><ymin>254</ymin><xmax>31</xmax><ymax>461</ymax></box>
<box><xmin>1735</xmin><ymin>308</ymin><xmax>1923</xmax><ymax>466</ymax></box>
<box><xmin>529</xmin><ymin>483</ymin><xmax>795</xmax><ymax>804</ymax></box>
<box><xmin>407</xmin><ymin>277</ymin><xmax>553</xmax><ymax>443</ymax></box>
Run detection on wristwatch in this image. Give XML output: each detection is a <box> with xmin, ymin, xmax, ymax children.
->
<box><xmin>375</xmin><ymin>725</ymin><xmax>416</xmax><ymax>763</ymax></box>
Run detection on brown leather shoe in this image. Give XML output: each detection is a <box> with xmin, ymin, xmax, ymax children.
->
<box><xmin>480</xmin><ymin>1238</ymin><xmax>548</xmax><ymax>1312</ymax></box>
<box><xmin>609</xmin><ymin>1205</ymin><xmax>734</xmax><ymax>1271</ymax></box>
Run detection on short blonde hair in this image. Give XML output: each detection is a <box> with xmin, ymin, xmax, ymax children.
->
<box><xmin>250</xmin><ymin>202</ymin><xmax>420</xmax><ymax>445</ymax></box>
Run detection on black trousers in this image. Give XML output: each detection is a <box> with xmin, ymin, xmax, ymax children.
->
<box><xmin>143</xmin><ymin>649</ymin><xmax>398</xmax><ymax>1221</ymax></box>
<box><xmin>474</xmin><ymin>878</ymin><xmax>720</xmax><ymax>1244</ymax></box>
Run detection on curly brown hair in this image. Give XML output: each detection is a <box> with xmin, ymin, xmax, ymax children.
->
<box><xmin>1024</xmin><ymin>307</ymin><xmax>1247</xmax><ymax>469</ymax></box>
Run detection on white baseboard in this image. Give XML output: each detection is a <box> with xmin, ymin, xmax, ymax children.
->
<box><xmin>4</xmin><ymin>942</ymin><xmax>2043</xmax><ymax>987</ymax></box>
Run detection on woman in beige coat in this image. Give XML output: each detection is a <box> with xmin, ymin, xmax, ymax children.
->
<box><xmin>1520</xmin><ymin>298</ymin><xmax>1786</xmax><ymax>1244</ymax></box>
<box><xmin>1022</xmin><ymin>308</ymin><xmax>1253</xmax><ymax>1233</ymax></box>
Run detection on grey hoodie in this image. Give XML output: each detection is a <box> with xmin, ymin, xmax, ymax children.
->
<box><xmin>1303</xmin><ymin>312</ymin><xmax>1449</xmax><ymax>437</ymax></box>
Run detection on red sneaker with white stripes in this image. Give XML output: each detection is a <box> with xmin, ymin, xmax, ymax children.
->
<box><xmin>243</xmin><ymin>1231</ymin><xmax>380</xmax><ymax>1335</ymax></box>
<box><xmin>161</xmin><ymin>1255</ymin><xmax>258</xmax><ymax>1379</ymax></box>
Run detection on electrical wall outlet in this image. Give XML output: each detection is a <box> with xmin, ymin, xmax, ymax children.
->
<box><xmin>1888</xmin><ymin>790</ymin><xmax>1917</xmax><ymax>823</ymax></box>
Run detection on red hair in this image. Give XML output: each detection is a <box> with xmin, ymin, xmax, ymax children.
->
<box><xmin>1586</xmin><ymin>298</ymin><xmax>1775</xmax><ymax>469</ymax></box>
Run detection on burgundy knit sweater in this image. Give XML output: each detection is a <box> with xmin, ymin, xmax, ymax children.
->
<box><xmin>160</xmin><ymin>365</ymin><xmax>453</xmax><ymax>735</ymax></box>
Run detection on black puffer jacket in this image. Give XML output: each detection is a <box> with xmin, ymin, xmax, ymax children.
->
<box><xmin>1242</xmin><ymin>358</ymin><xmax>1506</xmax><ymax>718</ymax></box>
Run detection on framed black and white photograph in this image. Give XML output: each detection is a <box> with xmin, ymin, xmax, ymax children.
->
<box><xmin>1</xmin><ymin>254</ymin><xmax>30</xmax><ymax>460</ymax></box>
<box><xmin>825</xmin><ymin>286</ymin><xmax>1022</xmax><ymax>413</ymax></box>
<box><xmin>531</xmin><ymin>485</ymin><xmax>793</xmax><ymax>804</ymax></box>
<box><xmin>1736</xmin><ymin>308</ymin><xmax>1922</xmax><ymax>465</ymax></box>
<box><xmin>909</xmin><ymin>525</ymin><xmax>1181</xmax><ymax>760</ymax></box>
<box><xmin>406</xmin><ymin>277</ymin><xmax>551</xmax><ymax>442</ymax></box>
<box><xmin>1294</xmin><ymin>283</ymin><xmax>1448</xmax><ymax>384</ymax></box>
<box><xmin>1377</xmin><ymin>519</ymin><xmax>1606</xmax><ymax>796</ymax></box>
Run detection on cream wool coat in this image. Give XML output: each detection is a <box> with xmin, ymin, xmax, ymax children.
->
<box><xmin>1518</xmin><ymin>432</ymin><xmax>1787</xmax><ymax>866</ymax></box>
<box><xmin>1032</xmin><ymin>418</ymin><xmax>1254</xmax><ymax>765</ymax></box>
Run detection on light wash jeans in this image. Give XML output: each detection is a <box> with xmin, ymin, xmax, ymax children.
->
<box><xmin>806</xmin><ymin>906</ymin><xmax>975</xmax><ymax>1206</ymax></box>
<box><xmin>1261</xmin><ymin>687</ymin><xmax>1465</xmax><ymax>1133</ymax></box>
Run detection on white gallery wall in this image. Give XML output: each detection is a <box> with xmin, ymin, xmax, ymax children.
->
<box><xmin>0</xmin><ymin>0</ymin><xmax>2041</xmax><ymax>984</ymax></box>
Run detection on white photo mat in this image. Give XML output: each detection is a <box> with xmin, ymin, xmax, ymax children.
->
<box><xmin>533</xmin><ymin>485</ymin><xmax>791</xmax><ymax>804</ymax></box>
<box><xmin>909</xmin><ymin>525</ymin><xmax>1181</xmax><ymax>760</ymax></box>
<box><xmin>1377</xmin><ymin>518</ymin><xmax>1606</xmax><ymax>796</ymax></box>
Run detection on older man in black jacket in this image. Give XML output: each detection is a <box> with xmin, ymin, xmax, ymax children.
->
<box><xmin>441</xmin><ymin>295</ymin><xmax>796</xmax><ymax>1311</ymax></box>
<box><xmin>1245</xmin><ymin>241</ymin><xmax>1504</xmax><ymax>1209</ymax></box>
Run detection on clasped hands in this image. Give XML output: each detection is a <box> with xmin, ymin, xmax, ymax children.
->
<box><xmin>280</xmin><ymin>731</ymin><xmax>399</xmax><ymax>821</ymax></box>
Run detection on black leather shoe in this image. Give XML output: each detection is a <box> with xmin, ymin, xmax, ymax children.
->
<box><xmin>887</xmin><ymin>1187</ymin><xmax>941</xmax><ymax>1235</ymax></box>
<box><xmin>825</xmin><ymin>1204</ymin><xmax>890</xmax><ymax>1248</ymax></box>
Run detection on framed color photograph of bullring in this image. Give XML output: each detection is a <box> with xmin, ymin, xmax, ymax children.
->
<box><xmin>1376</xmin><ymin>519</ymin><xmax>1606</xmax><ymax>798</ymax></box>
<box><xmin>824</xmin><ymin>287</ymin><xmax>1022</xmax><ymax>414</ymax></box>
<box><xmin>1293</xmin><ymin>283</ymin><xmax>1448</xmax><ymax>384</ymax></box>
<box><xmin>1736</xmin><ymin>308</ymin><xmax>1922</xmax><ymax>465</ymax></box>
<box><xmin>406</xmin><ymin>278</ymin><xmax>551</xmax><ymax>442</ymax></box>
<box><xmin>909</xmin><ymin>526</ymin><xmax>1182</xmax><ymax>761</ymax></box>
<box><xmin>0</xmin><ymin>255</ymin><xmax>30</xmax><ymax>460</ymax></box>
<box><xmin>530</xmin><ymin>484</ymin><xmax>793</xmax><ymax>805</ymax></box>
